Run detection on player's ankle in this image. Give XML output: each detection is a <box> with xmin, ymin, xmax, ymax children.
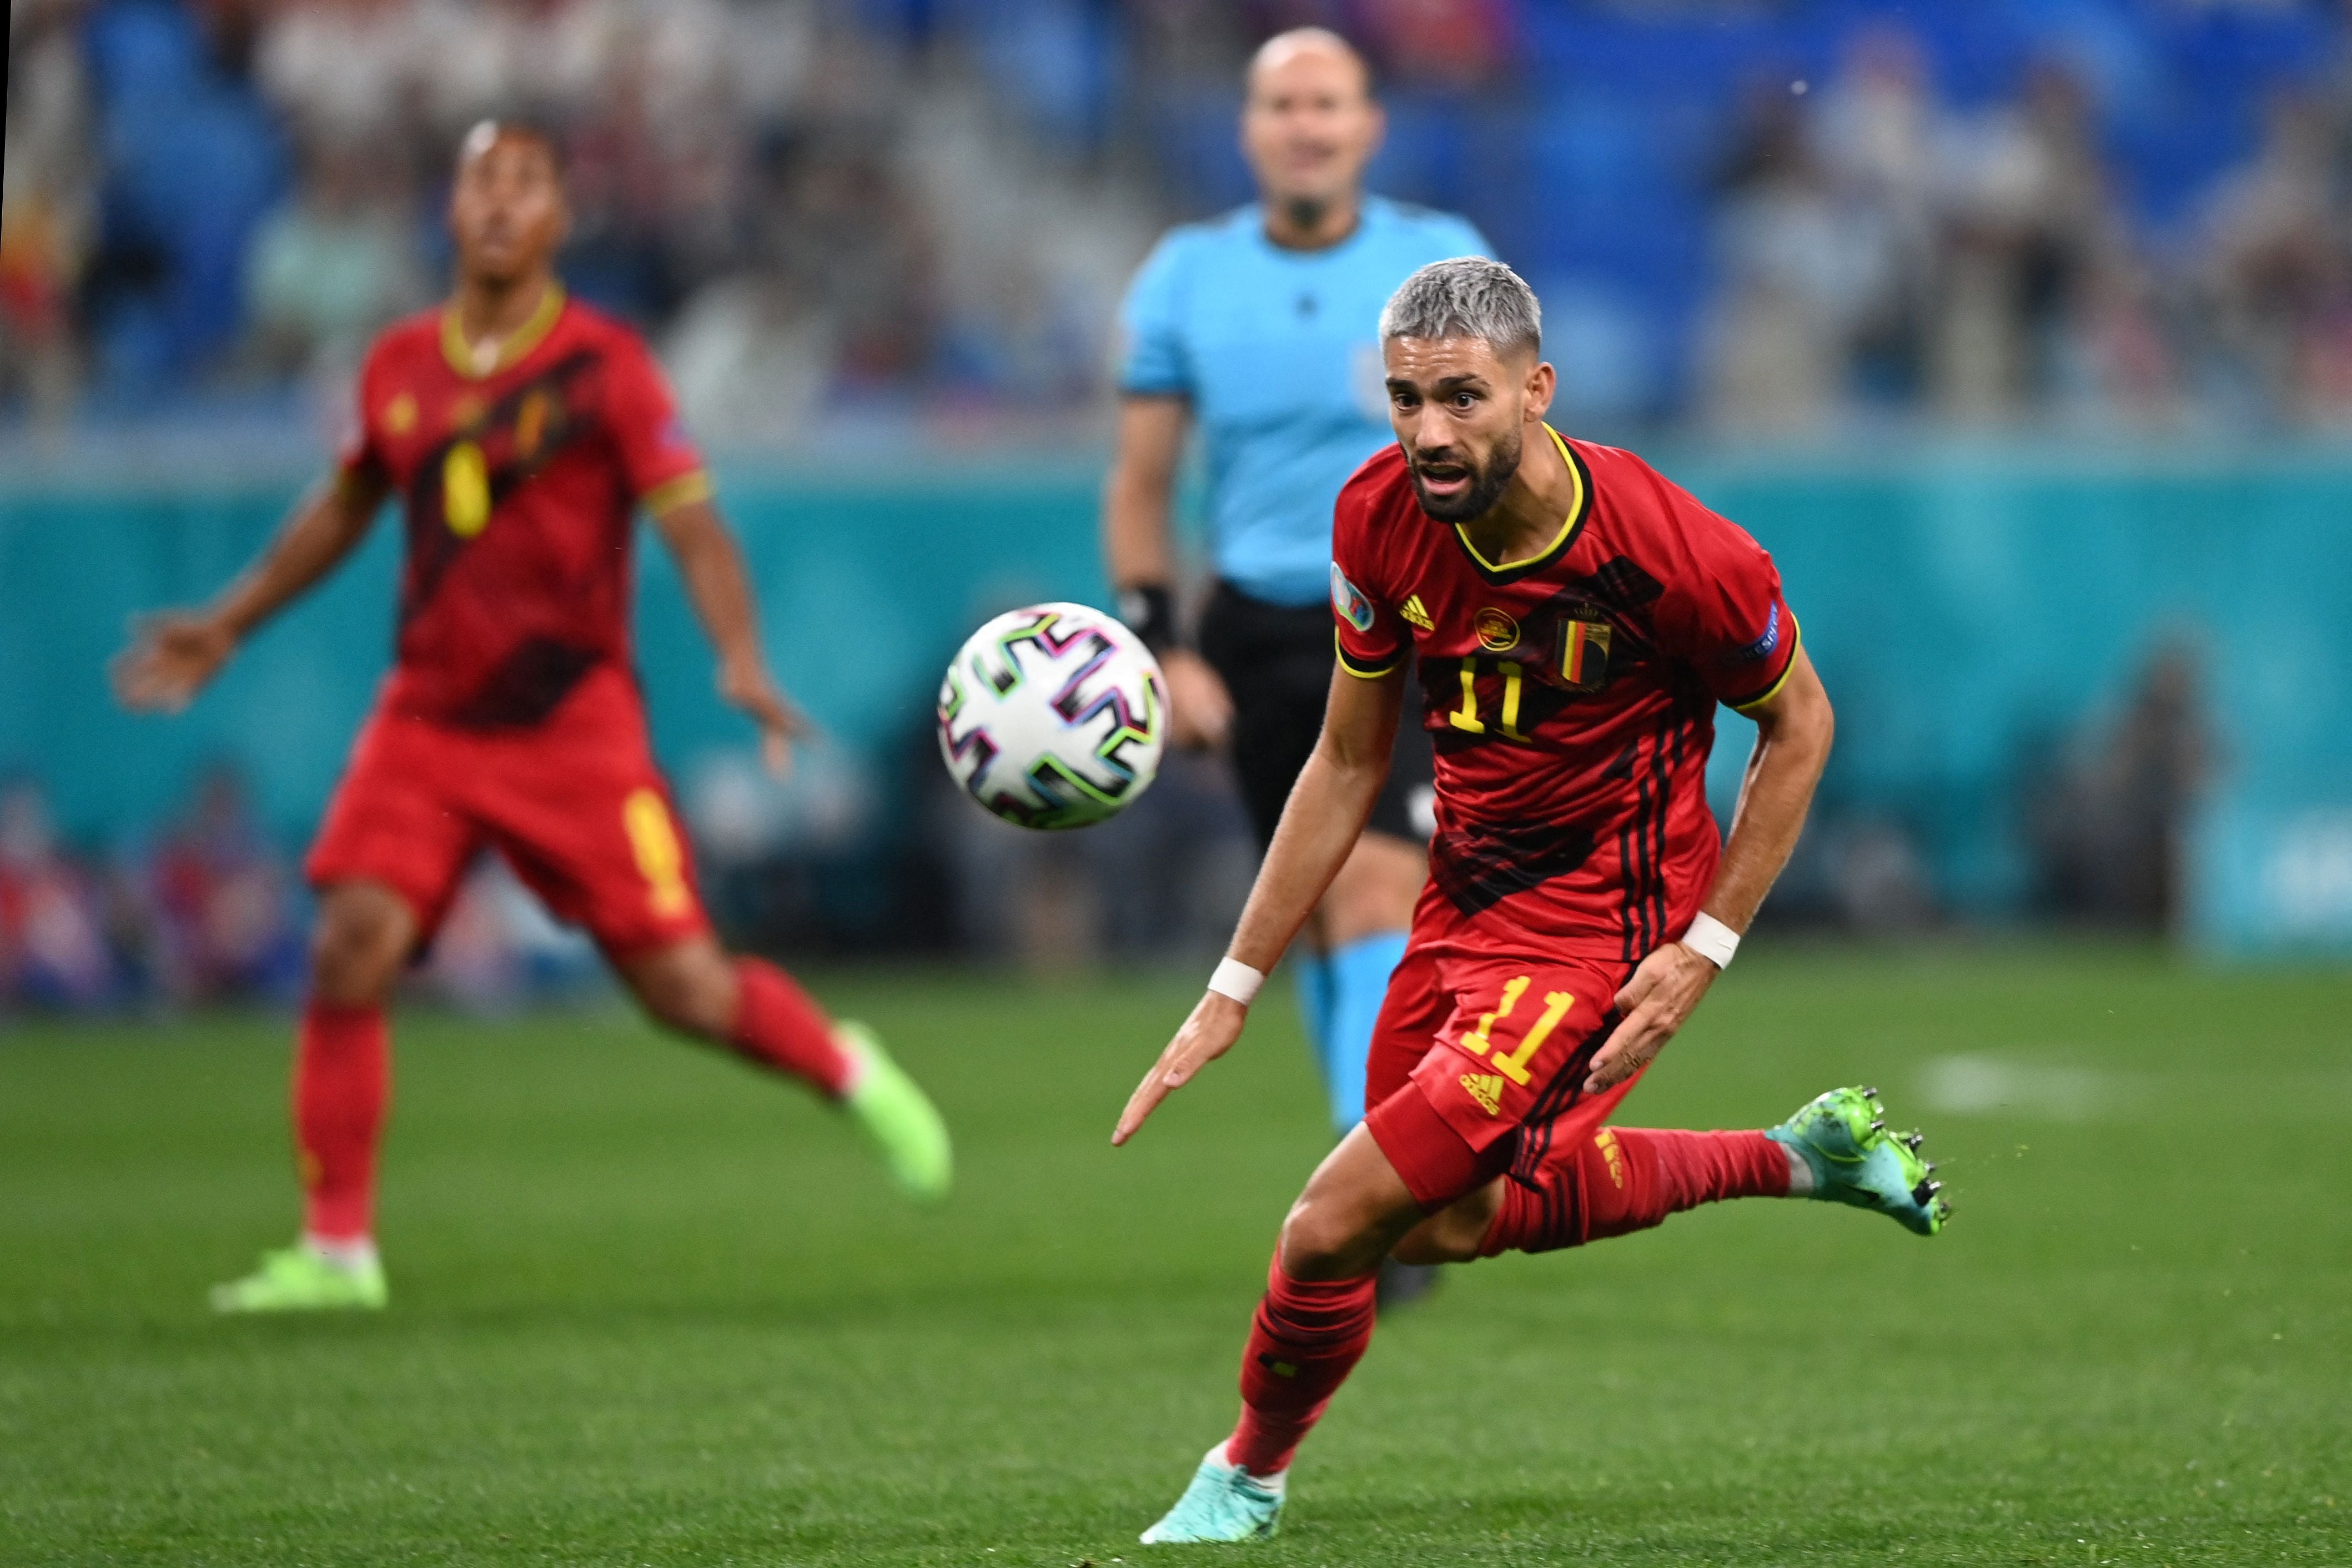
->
<box><xmin>301</xmin><ymin>1233</ymin><xmax>380</xmax><ymax>1272</ymax></box>
<box><xmin>1777</xmin><ymin>1139</ymin><xmax>1816</xmax><ymax>1196</ymax></box>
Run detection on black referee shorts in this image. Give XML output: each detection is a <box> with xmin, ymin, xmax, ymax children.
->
<box><xmin>1196</xmin><ymin>580</ymin><xmax>1436</xmax><ymax>852</ymax></box>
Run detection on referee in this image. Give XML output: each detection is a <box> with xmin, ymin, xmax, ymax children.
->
<box><xmin>1104</xmin><ymin>27</ymin><xmax>1488</xmax><ymax>1288</ymax></box>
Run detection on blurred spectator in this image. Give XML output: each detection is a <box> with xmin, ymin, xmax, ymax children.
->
<box><xmin>2196</xmin><ymin>92</ymin><xmax>2352</xmax><ymax>428</ymax></box>
<box><xmin>1701</xmin><ymin>77</ymin><xmax>1898</xmax><ymax>433</ymax></box>
<box><xmin>11</xmin><ymin>0</ymin><xmax>2352</xmax><ymax>434</ymax></box>
<box><xmin>0</xmin><ymin>779</ymin><xmax>119</xmax><ymax>1011</ymax></box>
<box><xmin>140</xmin><ymin>765</ymin><xmax>304</xmax><ymax>1004</ymax></box>
<box><xmin>243</xmin><ymin>132</ymin><xmax>425</xmax><ymax>378</ymax></box>
<box><xmin>2</xmin><ymin>0</ymin><xmax>99</xmax><ymax>420</ymax></box>
<box><xmin>1926</xmin><ymin>61</ymin><xmax>2121</xmax><ymax>423</ymax></box>
<box><xmin>421</xmin><ymin>858</ymin><xmax>600</xmax><ymax>1013</ymax></box>
<box><xmin>2027</xmin><ymin>641</ymin><xmax>2210</xmax><ymax>932</ymax></box>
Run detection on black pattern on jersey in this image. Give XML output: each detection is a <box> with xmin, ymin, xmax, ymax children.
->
<box><xmin>445</xmin><ymin>637</ymin><xmax>603</xmax><ymax>728</ymax></box>
<box><xmin>400</xmin><ymin>348</ymin><xmax>604</xmax><ymax>628</ymax></box>
<box><xmin>1502</xmin><ymin>1010</ymin><xmax>1622</xmax><ymax>1239</ymax></box>
<box><xmin>1611</xmin><ymin>696</ymin><xmax>1702</xmax><ymax>963</ymax></box>
<box><xmin>1430</xmin><ymin>817</ymin><xmax>1597</xmax><ymax>917</ymax></box>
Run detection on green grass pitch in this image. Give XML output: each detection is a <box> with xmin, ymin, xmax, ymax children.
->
<box><xmin>2</xmin><ymin>945</ymin><xmax>2345</xmax><ymax>1565</ymax></box>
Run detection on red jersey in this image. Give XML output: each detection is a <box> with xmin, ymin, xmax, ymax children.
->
<box><xmin>1330</xmin><ymin>428</ymin><xmax>1800</xmax><ymax>966</ymax></box>
<box><xmin>338</xmin><ymin>288</ymin><xmax>709</xmax><ymax>727</ymax></box>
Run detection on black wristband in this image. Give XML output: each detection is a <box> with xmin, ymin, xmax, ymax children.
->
<box><xmin>1117</xmin><ymin>583</ymin><xmax>1178</xmax><ymax>655</ymax></box>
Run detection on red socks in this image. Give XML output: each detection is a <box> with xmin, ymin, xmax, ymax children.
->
<box><xmin>727</xmin><ymin>959</ymin><xmax>857</xmax><ymax>1098</ymax></box>
<box><xmin>1215</xmin><ymin>1128</ymin><xmax>1786</xmax><ymax>1477</ymax></box>
<box><xmin>294</xmin><ymin>1001</ymin><xmax>390</xmax><ymax>1244</ymax></box>
<box><xmin>1482</xmin><ymin>1127</ymin><xmax>1790</xmax><ymax>1256</ymax></box>
<box><xmin>1225</xmin><ymin>1257</ymin><xmax>1380</xmax><ymax>1476</ymax></box>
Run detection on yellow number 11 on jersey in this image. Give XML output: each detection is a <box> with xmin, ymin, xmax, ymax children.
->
<box><xmin>1459</xmin><ymin>974</ymin><xmax>1576</xmax><ymax>1085</ymax></box>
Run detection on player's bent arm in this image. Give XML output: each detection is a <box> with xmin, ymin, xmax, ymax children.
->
<box><xmin>1103</xmin><ymin>395</ymin><xmax>1232</xmax><ymax>748</ymax></box>
<box><xmin>651</xmin><ymin>497</ymin><xmax>807</xmax><ymax>774</ymax></box>
<box><xmin>1112</xmin><ymin>665</ymin><xmax>1405</xmax><ymax>1144</ymax></box>
<box><xmin>213</xmin><ymin>473</ymin><xmax>390</xmax><ymax>640</ymax></box>
<box><xmin>112</xmin><ymin>471</ymin><xmax>389</xmax><ymax>713</ymax></box>
<box><xmin>1585</xmin><ymin>646</ymin><xmax>1832</xmax><ymax>1093</ymax></box>
<box><xmin>1706</xmin><ymin>644</ymin><xmax>1834</xmax><ymax>933</ymax></box>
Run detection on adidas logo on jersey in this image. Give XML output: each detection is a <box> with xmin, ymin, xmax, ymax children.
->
<box><xmin>1460</xmin><ymin>1073</ymin><xmax>1504</xmax><ymax>1115</ymax></box>
<box><xmin>1400</xmin><ymin>595</ymin><xmax>1434</xmax><ymax>631</ymax></box>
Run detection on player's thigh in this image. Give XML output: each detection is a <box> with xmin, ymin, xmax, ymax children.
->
<box><xmin>1196</xmin><ymin>586</ymin><xmax>1334</xmax><ymax>850</ymax></box>
<box><xmin>1391</xmin><ymin>1177</ymin><xmax>1506</xmax><ymax>1267</ymax></box>
<box><xmin>1279</xmin><ymin>1123</ymin><xmax>1431</xmax><ymax>1280</ymax></box>
<box><xmin>475</xmin><ymin>688</ymin><xmax>713</xmax><ymax>961</ymax></box>
<box><xmin>1364</xmin><ymin>952</ymin><xmax>1629</xmax><ymax>1209</ymax></box>
<box><xmin>305</xmin><ymin>708</ymin><xmax>482</xmax><ymax>948</ymax></box>
<box><xmin>1366</xmin><ymin>701</ymin><xmax>1436</xmax><ymax>845</ymax></box>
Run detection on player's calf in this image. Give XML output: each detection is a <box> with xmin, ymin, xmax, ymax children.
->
<box><xmin>1475</xmin><ymin>1126</ymin><xmax>1795</xmax><ymax>1255</ymax></box>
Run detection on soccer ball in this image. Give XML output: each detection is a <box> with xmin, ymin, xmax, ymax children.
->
<box><xmin>937</xmin><ymin>602</ymin><xmax>1168</xmax><ymax>830</ymax></box>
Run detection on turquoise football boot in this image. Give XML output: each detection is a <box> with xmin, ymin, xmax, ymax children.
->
<box><xmin>1140</xmin><ymin>1444</ymin><xmax>1286</xmax><ymax>1545</ymax></box>
<box><xmin>1768</xmin><ymin>1085</ymin><xmax>1949</xmax><ymax>1236</ymax></box>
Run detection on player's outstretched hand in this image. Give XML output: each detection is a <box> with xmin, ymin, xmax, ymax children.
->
<box><xmin>719</xmin><ymin>661</ymin><xmax>813</xmax><ymax>779</ymax></box>
<box><xmin>112</xmin><ymin>611</ymin><xmax>237</xmax><ymax>714</ymax></box>
<box><xmin>1113</xmin><ymin>990</ymin><xmax>1247</xmax><ymax>1145</ymax></box>
<box><xmin>1161</xmin><ymin>648</ymin><xmax>1234</xmax><ymax>751</ymax></box>
<box><xmin>1585</xmin><ymin>941</ymin><xmax>1719</xmax><ymax>1093</ymax></box>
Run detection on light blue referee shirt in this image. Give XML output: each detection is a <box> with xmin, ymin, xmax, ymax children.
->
<box><xmin>1115</xmin><ymin>196</ymin><xmax>1491</xmax><ymax>607</ymax></box>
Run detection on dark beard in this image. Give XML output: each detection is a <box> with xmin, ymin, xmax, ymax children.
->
<box><xmin>1409</xmin><ymin>425</ymin><xmax>1522</xmax><ymax>523</ymax></box>
<box><xmin>1281</xmin><ymin>194</ymin><xmax>1328</xmax><ymax>234</ymax></box>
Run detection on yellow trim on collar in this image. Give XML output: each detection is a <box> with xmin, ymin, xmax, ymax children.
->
<box><xmin>640</xmin><ymin>470</ymin><xmax>714</xmax><ymax>516</ymax></box>
<box><xmin>1449</xmin><ymin>425</ymin><xmax>1585</xmax><ymax>576</ymax></box>
<box><xmin>441</xmin><ymin>282</ymin><xmax>566</xmax><ymax>380</ymax></box>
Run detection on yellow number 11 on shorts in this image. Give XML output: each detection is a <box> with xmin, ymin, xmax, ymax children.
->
<box><xmin>1460</xmin><ymin>976</ymin><xmax>1576</xmax><ymax>1086</ymax></box>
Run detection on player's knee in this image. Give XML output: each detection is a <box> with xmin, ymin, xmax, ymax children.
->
<box><xmin>626</xmin><ymin>946</ymin><xmax>737</xmax><ymax>1038</ymax></box>
<box><xmin>310</xmin><ymin>891</ymin><xmax>411</xmax><ymax>1004</ymax></box>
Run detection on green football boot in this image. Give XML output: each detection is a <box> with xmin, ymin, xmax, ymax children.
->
<box><xmin>1140</xmin><ymin>1444</ymin><xmax>1286</xmax><ymax>1545</ymax></box>
<box><xmin>1768</xmin><ymin>1085</ymin><xmax>1949</xmax><ymax>1236</ymax></box>
<box><xmin>209</xmin><ymin>1246</ymin><xmax>388</xmax><ymax>1314</ymax></box>
<box><xmin>837</xmin><ymin>1022</ymin><xmax>953</xmax><ymax>1203</ymax></box>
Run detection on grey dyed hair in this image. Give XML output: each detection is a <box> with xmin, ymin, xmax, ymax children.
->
<box><xmin>1378</xmin><ymin>257</ymin><xmax>1542</xmax><ymax>356</ymax></box>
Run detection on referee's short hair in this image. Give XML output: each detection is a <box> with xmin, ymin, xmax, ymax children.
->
<box><xmin>1379</xmin><ymin>258</ymin><xmax>1542</xmax><ymax>358</ymax></box>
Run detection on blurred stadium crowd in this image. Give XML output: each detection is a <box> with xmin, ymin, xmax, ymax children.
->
<box><xmin>8</xmin><ymin>0</ymin><xmax>2352</xmax><ymax>436</ymax></box>
<box><xmin>0</xmin><ymin>0</ymin><xmax>2324</xmax><ymax>1011</ymax></box>
<box><xmin>0</xmin><ymin>766</ymin><xmax>631</xmax><ymax>1014</ymax></box>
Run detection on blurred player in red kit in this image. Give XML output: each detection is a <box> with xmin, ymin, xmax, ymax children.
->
<box><xmin>1114</xmin><ymin>259</ymin><xmax>1949</xmax><ymax>1542</ymax></box>
<box><xmin>115</xmin><ymin>122</ymin><xmax>951</xmax><ymax>1314</ymax></box>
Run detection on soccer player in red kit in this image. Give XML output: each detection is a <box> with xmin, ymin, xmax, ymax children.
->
<box><xmin>114</xmin><ymin>123</ymin><xmax>952</xmax><ymax>1314</ymax></box>
<box><xmin>1114</xmin><ymin>259</ymin><xmax>1949</xmax><ymax>1542</ymax></box>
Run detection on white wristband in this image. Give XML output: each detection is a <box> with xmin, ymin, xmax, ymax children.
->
<box><xmin>1679</xmin><ymin>912</ymin><xmax>1741</xmax><ymax>970</ymax></box>
<box><xmin>1207</xmin><ymin>957</ymin><xmax>1266</xmax><ymax>1007</ymax></box>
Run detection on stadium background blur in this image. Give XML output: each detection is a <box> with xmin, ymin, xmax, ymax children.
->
<box><xmin>6</xmin><ymin>0</ymin><xmax>2352</xmax><ymax>1014</ymax></box>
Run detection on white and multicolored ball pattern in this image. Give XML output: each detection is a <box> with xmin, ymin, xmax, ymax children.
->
<box><xmin>936</xmin><ymin>602</ymin><xmax>1168</xmax><ymax>831</ymax></box>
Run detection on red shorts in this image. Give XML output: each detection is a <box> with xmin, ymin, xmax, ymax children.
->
<box><xmin>305</xmin><ymin>665</ymin><xmax>710</xmax><ymax>956</ymax></box>
<box><xmin>1363</xmin><ymin>942</ymin><xmax>1647</xmax><ymax>1209</ymax></box>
